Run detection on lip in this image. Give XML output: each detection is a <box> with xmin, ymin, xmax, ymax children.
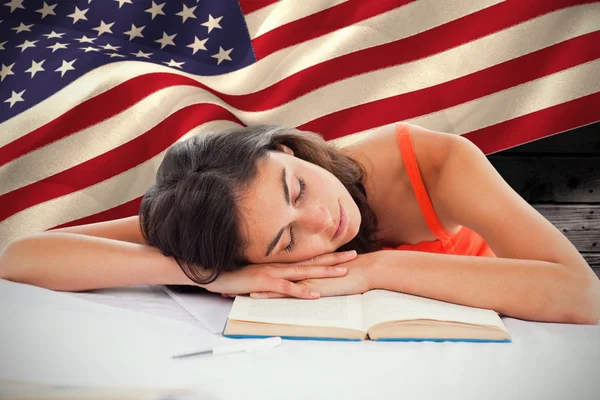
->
<box><xmin>332</xmin><ymin>201</ymin><xmax>347</xmax><ymax>241</ymax></box>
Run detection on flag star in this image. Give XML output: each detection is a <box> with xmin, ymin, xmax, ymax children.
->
<box><xmin>4</xmin><ymin>89</ymin><xmax>25</xmax><ymax>108</ymax></box>
<box><xmin>93</xmin><ymin>20</ymin><xmax>114</xmax><ymax>36</ymax></box>
<box><xmin>176</xmin><ymin>4</ymin><xmax>197</xmax><ymax>23</ymax></box>
<box><xmin>145</xmin><ymin>1</ymin><xmax>166</xmax><ymax>20</ymax></box>
<box><xmin>67</xmin><ymin>6</ymin><xmax>89</xmax><ymax>24</ymax></box>
<box><xmin>130</xmin><ymin>50</ymin><xmax>152</xmax><ymax>59</ymax></box>
<box><xmin>100</xmin><ymin>43</ymin><xmax>121</xmax><ymax>51</ymax></box>
<box><xmin>163</xmin><ymin>59</ymin><xmax>185</xmax><ymax>69</ymax></box>
<box><xmin>0</xmin><ymin>63</ymin><xmax>15</xmax><ymax>82</ymax></box>
<box><xmin>211</xmin><ymin>46</ymin><xmax>233</xmax><ymax>65</ymax></box>
<box><xmin>47</xmin><ymin>42</ymin><xmax>69</xmax><ymax>52</ymax></box>
<box><xmin>4</xmin><ymin>0</ymin><xmax>25</xmax><ymax>13</ymax></box>
<box><xmin>0</xmin><ymin>41</ymin><xmax>7</xmax><ymax>50</ymax></box>
<box><xmin>55</xmin><ymin>59</ymin><xmax>76</xmax><ymax>77</ymax></box>
<box><xmin>16</xmin><ymin>39</ymin><xmax>38</xmax><ymax>52</ymax></box>
<box><xmin>106</xmin><ymin>52</ymin><xmax>125</xmax><ymax>58</ymax></box>
<box><xmin>12</xmin><ymin>22</ymin><xmax>34</xmax><ymax>33</ymax></box>
<box><xmin>123</xmin><ymin>23</ymin><xmax>145</xmax><ymax>41</ymax></box>
<box><xmin>154</xmin><ymin>31</ymin><xmax>176</xmax><ymax>49</ymax></box>
<box><xmin>25</xmin><ymin>59</ymin><xmax>45</xmax><ymax>78</ymax></box>
<box><xmin>114</xmin><ymin>0</ymin><xmax>132</xmax><ymax>8</ymax></box>
<box><xmin>202</xmin><ymin>14</ymin><xmax>222</xmax><ymax>34</ymax></box>
<box><xmin>187</xmin><ymin>36</ymin><xmax>208</xmax><ymax>55</ymax></box>
<box><xmin>80</xmin><ymin>46</ymin><xmax>100</xmax><ymax>52</ymax></box>
<box><xmin>36</xmin><ymin>2</ymin><xmax>57</xmax><ymax>19</ymax></box>
<box><xmin>74</xmin><ymin>35</ymin><xmax>96</xmax><ymax>43</ymax></box>
<box><xmin>42</xmin><ymin>30</ymin><xmax>65</xmax><ymax>39</ymax></box>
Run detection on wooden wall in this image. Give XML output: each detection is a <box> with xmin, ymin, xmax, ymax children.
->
<box><xmin>488</xmin><ymin>123</ymin><xmax>599</xmax><ymax>279</ymax></box>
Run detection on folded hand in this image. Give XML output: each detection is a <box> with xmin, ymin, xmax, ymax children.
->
<box><xmin>202</xmin><ymin>250</ymin><xmax>357</xmax><ymax>299</ymax></box>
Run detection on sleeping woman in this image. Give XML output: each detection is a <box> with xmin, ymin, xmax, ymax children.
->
<box><xmin>1</xmin><ymin>123</ymin><xmax>598</xmax><ymax>324</ymax></box>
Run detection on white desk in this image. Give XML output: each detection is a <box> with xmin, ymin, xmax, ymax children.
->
<box><xmin>68</xmin><ymin>286</ymin><xmax>600</xmax><ymax>400</ymax></box>
<box><xmin>3</xmin><ymin>285</ymin><xmax>599</xmax><ymax>400</ymax></box>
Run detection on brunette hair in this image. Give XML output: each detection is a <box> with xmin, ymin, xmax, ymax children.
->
<box><xmin>139</xmin><ymin>125</ymin><xmax>380</xmax><ymax>284</ymax></box>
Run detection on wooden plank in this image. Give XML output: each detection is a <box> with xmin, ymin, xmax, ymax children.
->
<box><xmin>497</xmin><ymin>123</ymin><xmax>600</xmax><ymax>154</ymax></box>
<box><xmin>533</xmin><ymin>205</ymin><xmax>599</xmax><ymax>252</ymax></box>
<box><xmin>488</xmin><ymin>156</ymin><xmax>600</xmax><ymax>202</ymax></box>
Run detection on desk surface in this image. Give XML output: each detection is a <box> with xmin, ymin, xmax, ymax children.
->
<box><xmin>4</xmin><ymin>285</ymin><xmax>600</xmax><ymax>400</ymax></box>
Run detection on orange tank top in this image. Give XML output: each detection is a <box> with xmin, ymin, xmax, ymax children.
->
<box><xmin>391</xmin><ymin>123</ymin><xmax>496</xmax><ymax>257</ymax></box>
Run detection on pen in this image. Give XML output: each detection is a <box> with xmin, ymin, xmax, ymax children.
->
<box><xmin>172</xmin><ymin>336</ymin><xmax>282</xmax><ymax>359</ymax></box>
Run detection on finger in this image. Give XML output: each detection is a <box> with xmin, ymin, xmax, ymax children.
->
<box><xmin>291</xmin><ymin>250</ymin><xmax>357</xmax><ymax>266</ymax></box>
<box><xmin>273</xmin><ymin>264</ymin><xmax>348</xmax><ymax>282</ymax></box>
<box><xmin>271</xmin><ymin>278</ymin><xmax>320</xmax><ymax>299</ymax></box>
<box><xmin>250</xmin><ymin>292</ymin><xmax>287</xmax><ymax>299</ymax></box>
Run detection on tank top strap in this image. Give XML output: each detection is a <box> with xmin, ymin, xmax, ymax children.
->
<box><xmin>395</xmin><ymin>123</ymin><xmax>453</xmax><ymax>242</ymax></box>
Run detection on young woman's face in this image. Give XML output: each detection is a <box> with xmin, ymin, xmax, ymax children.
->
<box><xmin>239</xmin><ymin>146</ymin><xmax>361</xmax><ymax>264</ymax></box>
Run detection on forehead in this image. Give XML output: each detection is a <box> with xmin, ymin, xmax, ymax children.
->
<box><xmin>238</xmin><ymin>152</ymin><xmax>288</xmax><ymax>261</ymax></box>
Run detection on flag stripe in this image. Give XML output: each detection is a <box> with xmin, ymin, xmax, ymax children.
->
<box><xmin>238</xmin><ymin>0</ymin><xmax>280</xmax><ymax>15</ymax></box>
<box><xmin>462</xmin><ymin>92</ymin><xmax>600</xmax><ymax>155</ymax></box>
<box><xmin>49</xmin><ymin>198</ymin><xmax>143</xmax><ymax>231</ymax></box>
<box><xmin>299</xmin><ymin>31</ymin><xmax>600</xmax><ymax>137</ymax></box>
<box><xmin>244</xmin><ymin>0</ymin><xmax>349</xmax><ymax>39</ymax></box>
<box><xmin>252</xmin><ymin>0</ymin><xmax>413</xmax><ymax>59</ymax></box>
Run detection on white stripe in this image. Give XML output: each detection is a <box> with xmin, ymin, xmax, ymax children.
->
<box><xmin>245</xmin><ymin>0</ymin><xmax>349</xmax><ymax>39</ymax></box>
<box><xmin>0</xmin><ymin>86</ymin><xmax>214</xmax><ymax>196</ymax></box>
<box><xmin>2</xmin><ymin>60</ymin><xmax>598</xmax><ymax>250</ymax></box>
<box><xmin>0</xmin><ymin>120</ymin><xmax>240</xmax><ymax>250</ymax></box>
<box><xmin>0</xmin><ymin>0</ymin><xmax>500</xmax><ymax>145</ymax></box>
<box><xmin>2</xmin><ymin>4</ymin><xmax>597</xmax><ymax>187</ymax></box>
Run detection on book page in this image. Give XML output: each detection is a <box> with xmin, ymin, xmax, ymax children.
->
<box><xmin>228</xmin><ymin>295</ymin><xmax>364</xmax><ymax>331</ymax></box>
<box><xmin>362</xmin><ymin>290</ymin><xmax>506</xmax><ymax>331</ymax></box>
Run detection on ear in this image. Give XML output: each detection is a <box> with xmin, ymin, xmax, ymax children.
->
<box><xmin>277</xmin><ymin>144</ymin><xmax>295</xmax><ymax>156</ymax></box>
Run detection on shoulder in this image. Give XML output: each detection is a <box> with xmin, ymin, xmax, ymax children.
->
<box><xmin>338</xmin><ymin>122</ymin><xmax>465</xmax><ymax>181</ymax></box>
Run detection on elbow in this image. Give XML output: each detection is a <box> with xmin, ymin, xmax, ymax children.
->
<box><xmin>577</xmin><ymin>277</ymin><xmax>600</xmax><ymax>325</ymax></box>
<box><xmin>556</xmin><ymin>272</ymin><xmax>600</xmax><ymax>325</ymax></box>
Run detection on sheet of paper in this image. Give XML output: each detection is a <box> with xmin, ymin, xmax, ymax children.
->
<box><xmin>228</xmin><ymin>294</ymin><xmax>364</xmax><ymax>331</ymax></box>
<box><xmin>362</xmin><ymin>290</ymin><xmax>505</xmax><ymax>331</ymax></box>
<box><xmin>161</xmin><ymin>285</ymin><xmax>233</xmax><ymax>334</ymax></box>
<box><xmin>0</xmin><ymin>279</ymin><xmax>236</xmax><ymax>387</ymax></box>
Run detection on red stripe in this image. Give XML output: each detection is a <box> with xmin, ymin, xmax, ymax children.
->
<box><xmin>238</xmin><ymin>0</ymin><xmax>279</xmax><ymax>15</ymax></box>
<box><xmin>0</xmin><ymin>73</ymin><xmax>204</xmax><ymax>167</ymax></box>
<box><xmin>0</xmin><ymin>105</ymin><xmax>243</xmax><ymax>221</ymax></box>
<box><xmin>299</xmin><ymin>31</ymin><xmax>600</xmax><ymax>139</ymax></box>
<box><xmin>48</xmin><ymin>197</ymin><xmax>142</xmax><ymax>230</ymax></box>
<box><xmin>463</xmin><ymin>92</ymin><xmax>600</xmax><ymax>155</ymax></box>
<box><xmin>226</xmin><ymin>0</ymin><xmax>592</xmax><ymax>112</ymax></box>
<box><xmin>252</xmin><ymin>0</ymin><xmax>413</xmax><ymax>59</ymax></box>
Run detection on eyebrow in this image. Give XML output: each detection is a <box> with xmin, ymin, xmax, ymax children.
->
<box><xmin>265</xmin><ymin>167</ymin><xmax>290</xmax><ymax>257</ymax></box>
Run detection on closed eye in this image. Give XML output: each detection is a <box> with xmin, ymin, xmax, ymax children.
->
<box><xmin>296</xmin><ymin>177</ymin><xmax>306</xmax><ymax>203</ymax></box>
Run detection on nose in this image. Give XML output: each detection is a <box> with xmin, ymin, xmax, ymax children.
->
<box><xmin>298</xmin><ymin>203</ymin><xmax>333</xmax><ymax>235</ymax></box>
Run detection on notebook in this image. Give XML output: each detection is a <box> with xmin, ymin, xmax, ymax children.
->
<box><xmin>223</xmin><ymin>289</ymin><xmax>511</xmax><ymax>342</ymax></box>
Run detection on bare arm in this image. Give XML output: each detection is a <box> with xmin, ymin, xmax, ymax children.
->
<box><xmin>0</xmin><ymin>232</ymin><xmax>195</xmax><ymax>291</ymax></box>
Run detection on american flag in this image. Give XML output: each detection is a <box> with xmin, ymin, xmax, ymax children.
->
<box><xmin>0</xmin><ymin>0</ymin><xmax>599</xmax><ymax>249</ymax></box>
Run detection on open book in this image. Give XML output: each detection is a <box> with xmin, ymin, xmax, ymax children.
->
<box><xmin>223</xmin><ymin>290</ymin><xmax>510</xmax><ymax>342</ymax></box>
